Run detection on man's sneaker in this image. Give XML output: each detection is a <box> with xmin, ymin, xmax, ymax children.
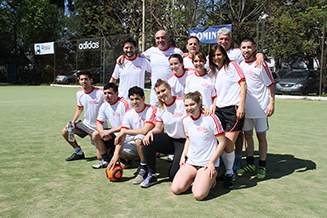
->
<box><xmin>223</xmin><ymin>174</ymin><xmax>234</xmax><ymax>189</ymax></box>
<box><xmin>133</xmin><ymin>168</ymin><xmax>147</xmax><ymax>185</ymax></box>
<box><xmin>236</xmin><ymin>163</ymin><xmax>255</xmax><ymax>176</ymax></box>
<box><xmin>167</xmin><ymin>154</ymin><xmax>174</xmax><ymax>162</ymax></box>
<box><xmin>257</xmin><ymin>166</ymin><xmax>266</xmax><ymax>180</ymax></box>
<box><xmin>211</xmin><ymin>179</ymin><xmax>216</xmax><ymax>189</ymax></box>
<box><xmin>92</xmin><ymin>160</ymin><xmax>108</xmax><ymax>169</ymax></box>
<box><xmin>233</xmin><ymin>156</ymin><xmax>243</xmax><ymax>171</ymax></box>
<box><xmin>66</xmin><ymin>152</ymin><xmax>85</xmax><ymax>161</ymax></box>
<box><xmin>140</xmin><ymin>173</ymin><xmax>158</xmax><ymax>188</ymax></box>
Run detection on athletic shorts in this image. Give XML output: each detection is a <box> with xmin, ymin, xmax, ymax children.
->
<box><xmin>215</xmin><ymin>105</ymin><xmax>244</xmax><ymax>132</ymax></box>
<box><xmin>74</xmin><ymin>120</ymin><xmax>95</xmax><ymax>145</ymax></box>
<box><xmin>186</xmin><ymin>163</ymin><xmax>219</xmax><ymax>173</ymax></box>
<box><xmin>120</xmin><ymin>134</ymin><xmax>145</xmax><ymax>156</ymax></box>
<box><xmin>102</xmin><ymin>129</ymin><xmax>116</xmax><ymax>150</ymax></box>
<box><xmin>243</xmin><ymin>117</ymin><xmax>269</xmax><ymax>133</ymax></box>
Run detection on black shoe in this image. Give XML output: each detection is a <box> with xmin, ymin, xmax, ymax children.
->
<box><xmin>217</xmin><ymin>174</ymin><xmax>225</xmax><ymax>183</ymax></box>
<box><xmin>66</xmin><ymin>152</ymin><xmax>85</xmax><ymax>161</ymax></box>
<box><xmin>223</xmin><ymin>174</ymin><xmax>234</xmax><ymax>189</ymax></box>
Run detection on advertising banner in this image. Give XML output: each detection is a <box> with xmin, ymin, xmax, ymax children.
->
<box><xmin>34</xmin><ymin>42</ymin><xmax>55</xmax><ymax>55</ymax></box>
<box><xmin>77</xmin><ymin>38</ymin><xmax>101</xmax><ymax>52</ymax></box>
<box><xmin>188</xmin><ymin>24</ymin><xmax>232</xmax><ymax>44</ymax></box>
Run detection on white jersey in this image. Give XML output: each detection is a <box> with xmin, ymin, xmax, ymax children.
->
<box><xmin>121</xmin><ymin>104</ymin><xmax>157</xmax><ymax>131</ymax></box>
<box><xmin>183</xmin><ymin>113</ymin><xmax>224</xmax><ymax>167</ymax></box>
<box><xmin>156</xmin><ymin>97</ymin><xmax>186</xmax><ymax>139</ymax></box>
<box><xmin>183</xmin><ymin>55</ymin><xmax>195</xmax><ymax>70</ymax></box>
<box><xmin>184</xmin><ymin>72</ymin><xmax>217</xmax><ymax>109</ymax></box>
<box><xmin>76</xmin><ymin>87</ymin><xmax>106</xmax><ymax>130</ymax></box>
<box><xmin>168</xmin><ymin>69</ymin><xmax>195</xmax><ymax>97</ymax></box>
<box><xmin>111</xmin><ymin>56</ymin><xmax>151</xmax><ymax>102</ymax></box>
<box><xmin>142</xmin><ymin>46</ymin><xmax>183</xmax><ymax>106</ymax></box>
<box><xmin>215</xmin><ymin>61</ymin><xmax>245</xmax><ymax>108</ymax></box>
<box><xmin>96</xmin><ymin>97</ymin><xmax>129</xmax><ymax>134</ymax></box>
<box><xmin>240</xmin><ymin>59</ymin><xmax>275</xmax><ymax>118</ymax></box>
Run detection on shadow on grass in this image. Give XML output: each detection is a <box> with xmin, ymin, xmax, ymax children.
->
<box><xmin>234</xmin><ymin>152</ymin><xmax>316</xmax><ymax>190</ymax></box>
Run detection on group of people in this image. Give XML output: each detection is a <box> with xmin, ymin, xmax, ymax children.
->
<box><xmin>61</xmin><ymin>28</ymin><xmax>275</xmax><ymax>200</ymax></box>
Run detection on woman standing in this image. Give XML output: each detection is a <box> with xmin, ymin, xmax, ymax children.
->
<box><xmin>171</xmin><ymin>91</ymin><xmax>227</xmax><ymax>200</ymax></box>
<box><xmin>209</xmin><ymin>44</ymin><xmax>247</xmax><ymax>189</ymax></box>
<box><xmin>184</xmin><ymin>51</ymin><xmax>216</xmax><ymax>110</ymax></box>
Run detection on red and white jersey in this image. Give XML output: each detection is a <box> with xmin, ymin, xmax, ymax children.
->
<box><xmin>184</xmin><ymin>72</ymin><xmax>217</xmax><ymax>109</ymax></box>
<box><xmin>96</xmin><ymin>97</ymin><xmax>129</xmax><ymax>132</ymax></box>
<box><xmin>183</xmin><ymin>112</ymin><xmax>224</xmax><ymax>167</ymax></box>
<box><xmin>76</xmin><ymin>87</ymin><xmax>105</xmax><ymax>130</ymax></box>
<box><xmin>215</xmin><ymin>61</ymin><xmax>245</xmax><ymax>108</ymax></box>
<box><xmin>156</xmin><ymin>97</ymin><xmax>186</xmax><ymax>139</ymax></box>
<box><xmin>111</xmin><ymin>56</ymin><xmax>151</xmax><ymax>101</ymax></box>
<box><xmin>121</xmin><ymin>104</ymin><xmax>157</xmax><ymax>130</ymax></box>
<box><xmin>240</xmin><ymin>59</ymin><xmax>275</xmax><ymax>118</ymax></box>
<box><xmin>142</xmin><ymin>46</ymin><xmax>183</xmax><ymax>88</ymax></box>
<box><xmin>168</xmin><ymin>69</ymin><xmax>194</xmax><ymax>97</ymax></box>
<box><xmin>183</xmin><ymin>55</ymin><xmax>195</xmax><ymax>70</ymax></box>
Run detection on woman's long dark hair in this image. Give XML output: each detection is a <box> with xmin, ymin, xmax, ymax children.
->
<box><xmin>208</xmin><ymin>44</ymin><xmax>230</xmax><ymax>72</ymax></box>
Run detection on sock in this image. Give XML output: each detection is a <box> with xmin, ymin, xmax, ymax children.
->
<box><xmin>74</xmin><ymin>146</ymin><xmax>83</xmax><ymax>155</ymax></box>
<box><xmin>140</xmin><ymin>161</ymin><xmax>147</xmax><ymax>171</ymax></box>
<box><xmin>222</xmin><ymin>151</ymin><xmax>235</xmax><ymax>175</ymax></box>
<box><xmin>101</xmin><ymin>153</ymin><xmax>110</xmax><ymax>162</ymax></box>
<box><xmin>259</xmin><ymin>160</ymin><xmax>266</xmax><ymax>167</ymax></box>
<box><xmin>246</xmin><ymin>156</ymin><xmax>254</xmax><ymax>165</ymax></box>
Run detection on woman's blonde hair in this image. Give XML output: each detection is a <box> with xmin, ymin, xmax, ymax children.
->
<box><xmin>154</xmin><ymin>79</ymin><xmax>171</xmax><ymax>109</ymax></box>
<box><xmin>184</xmin><ymin>91</ymin><xmax>203</xmax><ymax>109</ymax></box>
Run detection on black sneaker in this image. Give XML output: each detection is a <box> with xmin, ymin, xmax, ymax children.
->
<box><xmin>223</xmin><ymin>174</ymin><xmax>234</xmax><ymax>189</ymax></box>
<box><xmin>66</xmin><ymin>152</ymin><xmax>85</xmax><ymax>161</ymax></box>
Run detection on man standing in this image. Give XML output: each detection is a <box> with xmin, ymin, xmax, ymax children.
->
<box><xmin>91</xmin><ymin>83</ymin><xmax>129</xmax><ymax>169</ymax></box>
<box><xmin>183</xmin><ymin>36</ymin><xmax>200</xmax><ymax>70</ymax></box>
<box><xmin>237</xmin><ymin>37</ymin><xmax>275</xmax><ymax>180</ymax></box>
<box><xmin>117</xmin><ymin>30</ymin><xmax>183</xmax><ymax>106</ymax></box>
<box><xmin>110</xmin><ymin>37</ymin><xmax>151</xmax><ymax>106</ymax></box>
<box><xmin>108</xmin><ymin>86</ymin><xmax>156</xmax><ymax>185</ymax></box>
<box><xmin>62</xmin><ymin>70</ymin><xmax>106</xmax><ymax>161</ymax></box>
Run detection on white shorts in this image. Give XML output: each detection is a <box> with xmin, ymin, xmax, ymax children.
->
<box><xmin>243</xmin><ymin>117</ymin><xmax>269</xmax><ymax>133</ymax></box>
<box><xmin>120</xmin><ymin>134</ymin><xmax>145</xmax><ymax>156</ymax></box>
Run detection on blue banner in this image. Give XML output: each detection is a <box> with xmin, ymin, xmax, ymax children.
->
<box><xmin>188</xmin><ymin>24</ymin><xmax>232</xmax><ymax>44</ymax></box>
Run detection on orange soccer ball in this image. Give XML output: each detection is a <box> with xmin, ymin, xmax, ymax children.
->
<box><xmin>105</xmin><ymin>165</ymin><xmax>123</xmax><ymax>181</ymax></box>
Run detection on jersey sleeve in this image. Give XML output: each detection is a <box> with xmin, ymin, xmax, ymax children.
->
<box><xmin>209</xmin><ymin>114</ymin><xmax>224</xmax><ymax>136</ymax></box>
<box><xmin>96</xmin><ymin>103</ymin><xmax>107</xmax><ymax>123</ymax></box>
<box><xmin>144</xmin><ymin>58</ymin><xmax>152</xmax><ymax>73</ymax></box>
<box><xmin>111</xmin><ymin>64</ymin><xmax>120</xmax><ymax>80</ymax></box>
<box><xmin>155</xmin><ymin>108</ymin><xmax>164</xmax><ymax>123</ymax></box>
<box><xmin>262</xmin><ymin>64</ymin><xmax>275</xmax><ymax>87</ymax></box>
<box><xmin>145</xmin><ymin>105</ymin><xmax>157</xmax><ymax>126</ymax></box>
<box><xmin>76</xmin><ymin>90</ymin><xmax>83</xmax><ymax>108</ymax></box>
<box><xmin>231</xmin><ymin>61</ymin><xmax>245</xmax><ymax>84</ymax></box>
<box><xmin>121</xmin><ymin>110</ymin><xmax>132</xmax><ymax>129</ymax></box>
<box><xmin>182</xmin><ymin>116</ymin><xmax>189</xmax><ymax>138</ymax></box>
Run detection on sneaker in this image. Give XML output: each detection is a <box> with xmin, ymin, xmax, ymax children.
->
<box><xmin>236</xmin><ymin>163</ymin><xmax>255</xmax><ymax>176</ymax></box>
<box><xmin>233</xmin><ymin>156</ymin><xmax>243</xmax><ymax>171</ymax></box>
<box><xmin>257</xmin><ymin>166</ymin><xmax>266</xmax><ymax>180</ymax></box>
<box><xmin>92</xmin><ymin>160</ymin><xmax>108</xmax><ymax>169</ymax></box>
<box><xmin>66</xmin><ymin>152</ymin><xmax>85</xmax><ymax>161</ymax></box>
<box><xmin>211</xmin><ymin>179</ymin><xmax>216</xmax><ymax>189</ymax></box>
<box><xmin>133</xmin><ymin>168</ymin><xmax>147</xmax><ymax>185</ymax></box>
<box><xmin>167</xmin><ymin>154</ymin><xmax>174</xmax><ymax>162</ymax></box>
<box><xmin>223</xmin><ymin>174</ymin><xmax>234</xmax><ymax>189</ymax></box>
<box><xmin>140</xmin><ymin>173</ymin><xmax>158</xmax><ymax>188</ymax></box>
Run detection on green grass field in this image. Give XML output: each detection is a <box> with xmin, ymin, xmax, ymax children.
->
<box><xmin>0</xmin><ymin>85</ymin><xmax>326</xmax><ymax>218</ymax></box>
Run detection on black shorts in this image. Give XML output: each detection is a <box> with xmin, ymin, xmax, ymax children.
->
<box><xmin>103</xmin><ymin>131</ymin><xmax>116</xmax><ymax>150</ymax></box>
<box><xmin>215</xmin><ymin>105</ymin><xmax>244</xmax><ymax>132</ymax></box>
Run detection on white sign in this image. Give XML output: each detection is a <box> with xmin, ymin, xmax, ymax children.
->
<box><xmin>34</xmin><ymin>42</ymin><xmax>55</xmax><ymax>55</ymax></box>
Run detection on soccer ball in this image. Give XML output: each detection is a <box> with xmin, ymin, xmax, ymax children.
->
<box><xmin>105</xmin><ymin>165</ymin><xmax>123</xmax><ymax>181</ymax></box>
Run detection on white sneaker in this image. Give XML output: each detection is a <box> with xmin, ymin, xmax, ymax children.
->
<box><xmin>92</xmin><ymin>160</ymin><xmax>108</xmax><ymax>169</ymax></box>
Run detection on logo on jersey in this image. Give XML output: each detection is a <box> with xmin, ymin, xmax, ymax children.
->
<box><xmin>89</xmin><ymin>100</ymin><xmax>98</xmax><ymax>105</ymax></box>
<box><xmin>201</xmin><ymin>83</ymin><xmax>211</xmax><ymax>88</ymax></box>
<box><xmin>197</xmin><ymin>127</ymin><xmax>207</xmax><ymax>132</ymax></box>
<box><xmin>245</xmin><ymin>70</ymin><xmax>254</xmax><ymax>76</ymax></box>
<box><xmin>133</xmin><ymin>66</ymin><xmax>142</xmax><ymax>70</ymax></box>
<box><xmin>221</xmin><ymin>71</ymin><xmax>230</xmax><ymax>77</ymax></box>
<box><xmin>172</xmin><ymin>112</ymin><xmax>183</xmax><ymax>118</ymax></box>
<box><xmin>113</xmin><ymin>112</ymin><xmax>120</xmax><ymax>117</ymax></box>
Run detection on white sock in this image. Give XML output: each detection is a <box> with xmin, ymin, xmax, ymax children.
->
<box><xmin>222</xmin><ymin>151</ymin><xmax>235</xmax><ymax>175</ymax></box>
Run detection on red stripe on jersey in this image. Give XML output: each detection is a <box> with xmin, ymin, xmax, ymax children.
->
<box><xmin>231</xmin><ymin>61</ymin><xmax>245</xmax><ymax>79</ymax></box>
<box><xmin>97</xmin><ymin>119</ymin><xmax>104</xmax><ymax>124</ymax></box>
<box><xmin>148</xmin><ymin>105</ymin><xmax>157</xmax><ymax>123</ymax></box>
<box><xmin>119</xmin><ymin>98</ymin><xmax>129</xmax><ymax>111</ymax></box>
<box><xmin>121</xmin><ymin>126</ymin><xmax>129</xmax><ymax>130</ymax></box>
<box><xmin>263</xmin><ymin>64</ymin><xmax>275</xmax><ymax>83</ymax></box>
<box><xmin>238</xmin><ymin>78</ymin><xmax>246</xmax><ymax>84</ymax></box>
<box><xmin>210</xmin><ymin>114</ymin><xmax>224</xmax><ymax>134</ymax></box>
